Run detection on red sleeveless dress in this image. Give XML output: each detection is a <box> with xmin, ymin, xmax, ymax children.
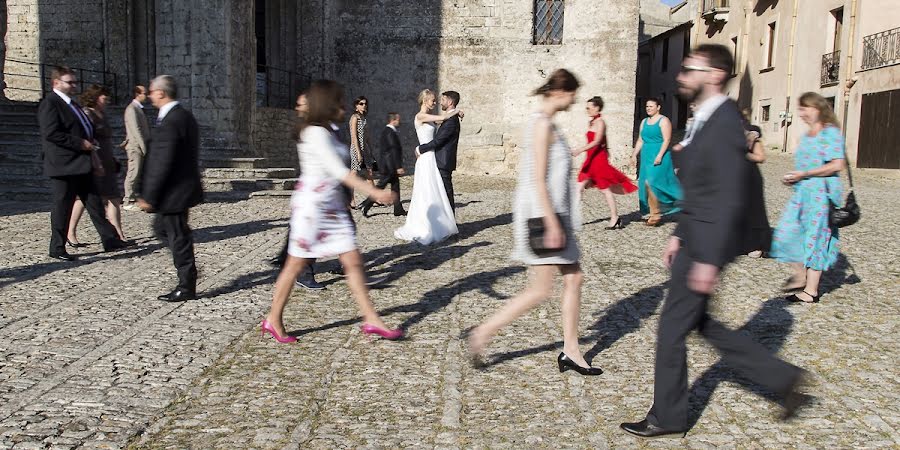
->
<box><xmin>577</xmin><ymin>115</ymin><xmax>637</xmax><ymax>195</ymax></box>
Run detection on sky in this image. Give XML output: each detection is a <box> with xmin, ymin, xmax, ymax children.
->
<box><xmin>660</xmin><ymin>0</ymin><xmax>684</xmax><ymax>5</ymax></box>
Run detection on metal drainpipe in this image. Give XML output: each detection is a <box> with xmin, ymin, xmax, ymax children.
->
<box><xmin>781</xmin><ymin>0</ymin><xmax>800</xmax><ymax>153</ymax></box>
<box><xmin>841</xmin><ymin>0</ymin><xmax>859</xmax><ymax>135</ymax></box>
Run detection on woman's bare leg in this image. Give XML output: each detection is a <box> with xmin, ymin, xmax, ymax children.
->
<box><xmin>468</xmin><ymin>265</ymin><xmax>556</xmax><ymax>355</ymax></box>
<box><xmin>105</xmin><ymin>198</ymin><xmax>126</xmax><ymax>240</ymax></box>
<box><xmin>339</xmin><ymin>250</ymin><xmax>389</xmax><ymax>328</ymax></box>
<box><xmin>67</xmin><ymin>199</ymin><xmax>85</xmax><ymax>243</ymax></box>
<box><xmin>600</xmin><ymin>188</ymin><xmax>618</xmax><ymax>227</ymax></box>
<box><xmin>266</xmin><ymin>255</ymin><xmax>308</xmax><ymax>337</ymax></box>
<box><xmin>560</xmin><ymin>263</ymin><xmax>588</xmax><ymax>367</ymax></box>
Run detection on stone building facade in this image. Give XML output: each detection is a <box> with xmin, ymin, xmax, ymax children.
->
<box><xmin>2</xmin><ymin>0</ymin><xmax>640</xmax><ymax>173</ymax></box>
<box><xmin>639</xmin><ymin>0</ymin><xmax>900</xmax><ymax>169</ymax></box>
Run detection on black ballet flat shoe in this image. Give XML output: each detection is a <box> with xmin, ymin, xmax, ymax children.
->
<box><xmin>66</xmin><ymin>239</ymin><xmax>88</xmax><ymax>248</ymax></box>
<box><xmin>604</xmin><ymin>218</ymin><xmax>623</xmax><ymax>230</ymax></box>
<box><xmin>557</xmin><ymin>352</ymin><xmax>603</xmax><ymax>376</ymax></box>
<box><xmin>786</xmin><ymin>291</ymin><xmax>820</xmax><ymax>304</ymax></box>
<box><xmin>620</xmin><ymin>419</ymin><xmax>687</xmax><ymax>439</ymax></box>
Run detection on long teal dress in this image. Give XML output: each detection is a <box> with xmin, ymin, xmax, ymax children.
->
<box><xmin>638</xmin><ymin>117</ymin><xmax>682</xmax><ymax>215</ymax></box>
<box><xmin>770</xmin><ymin>126</ymin><xmax>844</xmax><ymax>270</ymax></box>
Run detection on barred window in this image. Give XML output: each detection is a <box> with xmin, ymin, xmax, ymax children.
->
<box><xmin>533</xmin><ymin>0</ymin><xmax>565</xmax><ymax>45</ymax></box>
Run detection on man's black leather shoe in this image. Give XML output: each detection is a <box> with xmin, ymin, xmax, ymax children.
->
<box><xmin>782</xmin><ymin>370</ymin><xmax>813</xmax><ymax>421</ymax></box>
<box><xmin>157</xmin><ymin>289</ymin><xmax>196</xmax><ymax>302</ymax></box>
<box><xmin>104</xmin><ymin>239</ymin><xmax>136</xmax><ymax>252</ymax></box>
<box><xmin>620</xmin><ymin>419</ymin><xmax>686</xmax><ymax>439</ymax></box>
<box><xmin>393</xmin><ymin>210</ymin><xmax>408</xmax><ymax>216</ymax></box>
<box><xmin>49</xmin><ymin>252</ymin><xmax>78</xmax><ymax>262</ymax></box>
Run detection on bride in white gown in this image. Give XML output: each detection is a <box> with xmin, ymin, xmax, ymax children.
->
<box><xmin>394</xmin><ymin>89</ymin><xmax>461</xmax><ymax>245</ymax></box>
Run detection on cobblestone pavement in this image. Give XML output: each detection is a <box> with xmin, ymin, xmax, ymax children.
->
<box><xmin>0</xmin><ymin>153</ymin><xmax>897</xmax><ymax>449</ymax></box>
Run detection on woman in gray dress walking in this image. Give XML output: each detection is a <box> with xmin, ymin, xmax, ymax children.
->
<box><xmin>464</xmin><ymin>69</ymin><xmax>601</xmax><ymax>376</ymax></box>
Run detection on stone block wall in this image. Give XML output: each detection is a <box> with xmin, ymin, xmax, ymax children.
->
<box><xmin>251</xmin><ymin>107</ymin><xmax>297</xmax><ymax>169</ymax></box>
<box><xmin>297</xmin><ymin>0</ymin><xmax>640</xmax><ymax>175</ymax></box>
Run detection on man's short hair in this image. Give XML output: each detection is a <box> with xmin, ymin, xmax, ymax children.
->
<box><xmin>387</xmin><ymin>112</ymin><xmax>400</xmax><ymax>122</ymax></box>
<box><xmin>442</xmin><ymin>90</ymin><xmax>460</xmax><ymax>107</ymax></box>
<box><xmin>692</xmin><ymin>44</ymin><xmax>734</xmax><ymax>81</ymax></box>
<box><xmin>150</xmin><ymin>75</ymin><xmax>178</xmax><ymax>99</ymax></box>
<box><xmin>133</xmin><ymin>85</ymin><xmax>147</xmax><ymax>96</ymax></box>
<box><xmin>50</xmin><ymin>66</ymin><xmax>75</xmax><ymax>81</ymax></box>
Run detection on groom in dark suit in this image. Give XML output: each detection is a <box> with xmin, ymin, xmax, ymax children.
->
<box><xmin>362</xmin><ymin>113</ymin><xmax>406</xmax><ymax>217</ymax></box>
<box><xmin>620</xmin><ymin>44</ymin><xmax>808</xmax><ymax>438</ymax></box>
<box><xmin>39</xmin><ymin>66</ymin><xmax>131</xmax><ymax>261</ymax></box>
<box><xmin>416</xmin><ymin>90</ymin><xmax>461</xmax><ymax>213</ymax></box>
<box><xmin>137</xmin><ymin>75</ymin><xmax>204</xmax><ymax>302</ymax></box>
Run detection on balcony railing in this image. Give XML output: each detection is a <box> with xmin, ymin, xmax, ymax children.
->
<box><xmin>256</xmin><ymin>65</ymin><xmax>309</xmax><ymax>109</ymax></box>
<box><xmin>861</xmin><ymin>26</ymin><xmax>900</xmax><ymax>71</ymax></box>
<box><xmin>821</xmin><ymin>51</ymin><xmax>840</xmax><ymax>87</ymax></box>
<box><xmin>1</xmin><ymin>58</ymin><xmax>119</xmax><ymax>103</ymax></box>
<box><xmin>701</xmin><ymin>0</ymin><xmax>730</xmax><ymax>22</ymax></box>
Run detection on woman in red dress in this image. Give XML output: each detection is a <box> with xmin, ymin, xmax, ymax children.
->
<box><xmin>571</xmin><ymin>96</ymin><xmax>637</xmax><ymax>229</ymax></box>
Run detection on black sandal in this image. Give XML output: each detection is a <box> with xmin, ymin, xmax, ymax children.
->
<box><xmin>787</xmin><ymin>291</ymin><xmax>820</xmax><ymax>303</ymax></box>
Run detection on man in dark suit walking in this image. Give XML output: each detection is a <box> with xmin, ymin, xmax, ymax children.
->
<box><xmin>137</xmin><ymin>75</ymin><xmax>203</xmax><ymax>302</ymax></box>
<box><xmin>416</xmin><ymin>90</ymin><xmax>461</xmax><ymax>213</ymax></box>
<box><xmin>361</xmin><ymin>112</ymin><xmax>406</xmax><ymax>217</ymax></box>
<box><xmin>39</xmin><ymin>66</ymin><xmax>130</xmax><ymax>261</ymax></box>
<box><xmin>620</xmin><ymin>45</ymin><xmax>808</xmax><ymax>438</ymax></box>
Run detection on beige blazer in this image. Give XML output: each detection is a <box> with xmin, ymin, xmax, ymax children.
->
<box><xmin>122</xmin><ymin>101</ymin><xmax>150</xmax><ymax>153</ymax></box>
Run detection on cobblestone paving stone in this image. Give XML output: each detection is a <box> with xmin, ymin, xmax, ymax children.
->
<box><xmin>0</xmin><ymin>154</ymin><xmax>897</xmax><ymax>449</ymax></box>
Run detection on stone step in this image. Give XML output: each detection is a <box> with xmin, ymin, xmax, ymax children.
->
<box><xmin>248</xmin><ymin>190</ymin><xmax>293</xmax><ymax>198</ymax></box>
<box><xmin>0</xmin><ymin>163</ymin><xmax>43</xmax><ymax>176</ymax></box>
<box><xmin>202</xmin><ymin>177</ymin><xmax>296</xmax><ymax>192</ymax></box>
<box><xmin>202</xmin><ymin>167</ymin><xmax>295</xmax><ymax>179</ymax></box>
<box><xmin>0</xmin><ymin>130</ymin><xmax>41</xmax><ymax>139</ymax></box>
<box><xmin>0</xmin><ymin>113</ymin><xmax>39</xmax><ymax>125</ymax></box>
<box><xmin>0</xmin><ymin>174</ymin><xmax>50</xmax><ymax>189</ymax></box>
<box><xmin>0</xmin><ymin>103</ymin><xmax>40</xmax><ymax>114</ymax></box>
<box><xmin>0</xmin><ymin>186</ymin><xmax>51</xmax><ymax>201</ymax></box>
<box><xmin>200</xmin><ymin>157</ymin><xmax>268</xmax><ymax>169</ymax></box>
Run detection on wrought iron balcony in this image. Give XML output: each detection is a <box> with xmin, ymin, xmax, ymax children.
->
<box><xmin>701</xmin><ymin>0</ymin><xmax>730</xmax><ymax>22</ymax></box>
<box><xmin>861</xmin><ymin>26</ymin><xmax>900</xmax><ymax>71</ymax></box>
<box><xmin>821</xmin><ymin>51</ymin><xmax>840</xmax><ymax>87</ymax></box>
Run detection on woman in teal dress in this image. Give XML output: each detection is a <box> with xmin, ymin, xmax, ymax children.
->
<box><xmin>770</xmin><ymin>92</ymin><xmax>846</xmax><ymax>304</ymax></box>
<box><xmin>631</xmin><ymin>98</ymin><xmax>682</xmax><ymax>225</ymax></box>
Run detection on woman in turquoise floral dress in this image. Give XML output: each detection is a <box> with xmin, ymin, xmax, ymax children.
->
<box><xmin>770</xmin><ymin>92</ymin><xmax>846</xmax><ymax>303</ymax></box>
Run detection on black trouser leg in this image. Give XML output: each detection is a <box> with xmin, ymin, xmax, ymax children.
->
<box><xmin>49</xmin><ymin>176</ymin><xmax>79</xmax><ymax>255</ymax></box>
<box><xmin>154</xmin><ymin>211</ymin><xmax>197</xmax><ymax>292</ymax></box>
<box><xmin>648</xmin><ymin>252</ymin><xmax>800</xmax><ymax>430</ymax></box>
<box><xmin>75</xmin><ymin>176</ymin><xmax>120</xmax><ymax>249</ymax></box>
<box><xmin>439</xmin><ymin>169</ymin><xmax>454</xmax><ymax>213</ymax></box>
<box><xmin>387</xmin><ymin>175</ymin><xmax>403</xmax><ymax>214</ymax></box>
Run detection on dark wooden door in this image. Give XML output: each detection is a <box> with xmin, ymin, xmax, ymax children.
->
<box><xmin>858</xmin><ymin>89</ymin><xmax>900</xmax><ymax>169</ymax></box>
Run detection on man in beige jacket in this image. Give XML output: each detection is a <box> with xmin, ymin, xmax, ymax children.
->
<box><xmin>122</xmin><ymin>85</ymin><xmax>150</xmax><ymax>210</ymax></box>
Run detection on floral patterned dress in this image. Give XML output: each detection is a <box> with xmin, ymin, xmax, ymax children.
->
<box><xmin>770</xmin><ymin>126</ymin><xmax>845</xmax><ymax>270</ymax></box>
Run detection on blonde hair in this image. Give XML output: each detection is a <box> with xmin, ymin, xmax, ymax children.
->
<box><xmin>417</xmin><ymin>89</ymin><xmax>435</xmax><ymax>106</ymax></box>
<box><xmin>798</xmin><ymin>92</ymin><xmax>840</xmax><ymax>129</ymax></box>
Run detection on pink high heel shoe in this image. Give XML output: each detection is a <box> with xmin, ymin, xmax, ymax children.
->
<box><xmin>360</xmin><ymin>323</ymin><xmax>404</xmax><ymax>340</ymax></box>
<box><xmin>261</xmin><ymin>319</ymin><xmax>297</xmax><ymax>343</ymax></box>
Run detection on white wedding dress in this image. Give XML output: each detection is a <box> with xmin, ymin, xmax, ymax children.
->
<box><xmin>394</xmin><ymin>121</ymin><xmax>459</xmax><ymax>245</ymax></box>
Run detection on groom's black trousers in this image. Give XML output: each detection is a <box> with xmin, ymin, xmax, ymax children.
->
<box><xmin>363</xmin><ymin>172</ymin><xmax>403</xmax><ymax>214</ymax></box>
<box><xmin>646</xmin><ymin>250</ymin><xmax>801</xmax><ymax>431</ymax></box>
<box><xmin>438</xmin><ymin>169</ymin><xmax>455</xmax><ymax>213</ymax></box>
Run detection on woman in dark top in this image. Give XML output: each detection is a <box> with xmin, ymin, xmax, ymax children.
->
<box><xmin>67</xmin><ymin>84</ymin><xmax>126</xmax><ymax>245</ymax></box>
<box><xmin>741</xmin><ymin>108</ymin><xmax>770</xmax><ymax>258</ymax></box>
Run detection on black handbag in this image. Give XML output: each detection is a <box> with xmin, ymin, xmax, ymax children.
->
<box><xmin>527</xmin><ymin>214</ymin><xmax>568</xmax><ymax>257</ymax></box>
<box><xmin>828</xmin><ymin>146</ymin><xmax>860</xmax><ymax>228</ymax></box>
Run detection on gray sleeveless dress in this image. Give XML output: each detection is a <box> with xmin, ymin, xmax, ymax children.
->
<box><xmin>512</xmin><ymin>112</ymin><xmax>580</xmax><ymax>265</ymax></box>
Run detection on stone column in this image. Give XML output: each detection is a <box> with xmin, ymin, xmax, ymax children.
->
<box><xmin>1</xmin><ymin>0</ymin><xmax>7</xmax><ymax>98</ymax></box>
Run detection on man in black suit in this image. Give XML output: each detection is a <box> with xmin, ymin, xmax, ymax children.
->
<box><xmin>416</xmin><ymin>90</ymin><xmax>461</xmax><ymax>213</ymax></box>
<box><xmin>361</xmin><ymin>112</ymin><xmax>406</xmax><ymax>217</ymax></box>
<box><xmin>39</xmin><ymin>66</ymin><xmax>130</xmax><ymax>261</ymax></box>
<box><xmin>137</xmin><ymin>75</ymin><xmax>204</xmax><ymax>302</ymax></box>
<box><xmin>620</xmin><ymin>45</ymin><xmax>807</xmax><ymax>438</ymax></box>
